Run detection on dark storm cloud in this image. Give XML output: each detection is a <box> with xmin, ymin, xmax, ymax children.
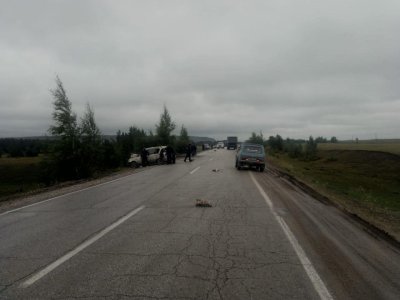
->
<box><xmin>1</xmin><ymin>0</ymin><xmax>399</xmax><ymax>140</ymax></box>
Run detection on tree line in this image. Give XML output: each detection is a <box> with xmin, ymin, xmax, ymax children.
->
<box><xmin>1</xmin><ymin>77</ymin><xmax>191</xmax><ymax>185</ymax></box>
<box><xmin>246</xmin><ymin>131</ymin><xmax>338</xmax><ymax>160</ymax></box>
<box><xmin>0</xmin><ymin>138</ymin><xmax>53</xmax><ymax>158</ymax></box>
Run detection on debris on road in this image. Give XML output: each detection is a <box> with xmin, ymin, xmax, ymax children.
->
<box><xmin>196</xmin><ymin>199</ymin><xmax>212</xmax><ymax>207</ymax></box>
<box><xmin>212</xmin><ymin>169</ymin><xmax>222</xmax><ymax>172</ymax></box>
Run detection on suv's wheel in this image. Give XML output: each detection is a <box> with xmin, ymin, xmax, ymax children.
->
<box><xmin>259</xmin><ymin>165</ymin><xmax>265</xmax><ymax>172</ymax></box>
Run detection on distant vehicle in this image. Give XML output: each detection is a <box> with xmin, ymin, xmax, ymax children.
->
<box><xmin>227</xmin><ymin>136</ymin><xmax>238</xmax><ymax>150</ymax></box>
<box><xmin>235</xmin><ymin>143</ymin><xmax>265</xmax><ymax>172</ymax></box>
<box><xmin>203</xmin><ymin>143</ymin><xmax>211</xmax><ymax>150</ymax></box>
<box><xmin>146</xmin><ymin>146</ymin><xmax>168</xmax><ymax>164</ymax></box>
<box><xmin>128</xmin><ymin>146</ymin><xmax>167</xmax><ymax>167</ymax></box>
<box><xmin>216</xmin><ymin>142</ymin><xmax>224</xmax><ymax>149</ymax></box>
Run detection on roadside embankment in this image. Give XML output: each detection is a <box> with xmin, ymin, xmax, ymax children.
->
<box><xmin>267</xmin><ymin>149</ymin><xmax>400</xmax><ymax>243</ymax></box>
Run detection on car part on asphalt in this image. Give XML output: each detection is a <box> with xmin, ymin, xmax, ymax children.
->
<box><xmin>196</xmin><ymin>199</ymin><xmax>212</xmax><ymax>207</ymax></box>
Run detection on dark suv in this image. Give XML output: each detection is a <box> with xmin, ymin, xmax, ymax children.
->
<box><xmin>235</xmin><ymin>143</ymin><xmax>266</xmax><ymax>172</ymax></box>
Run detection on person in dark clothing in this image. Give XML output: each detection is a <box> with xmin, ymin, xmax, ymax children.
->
<box><xmin>171</xmin><ymin>149</ymin><xmax>176</xmax><ymax>164</ymax></box>
<box><xmin>141</xmin><ymin>147</ymin><xmax>149</xmax><ymax>167</ymax></box>
<box><xmin>159</xmin><ymin>148</ymin><xmax>165</xmax><ymax>164</ymax></box>
<box><xmin>191</xmin><ymin>144</ymin><xmax>197</xmax><ymax>157</ymax></box>
<box><xmin>166</xmin><ymin>145</ymin><xmax>175</xmax><ymax>164</ymax></box>
<box><xmin>184</xmin><ymin>143</ymin><xmax>193</xmax><ymax>162</ymax></box>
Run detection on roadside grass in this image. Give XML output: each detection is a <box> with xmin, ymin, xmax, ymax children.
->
<box><xmin>318</xmin><ymin>139</ymin><xmax>400</xmax><ymax>155</ymax></box>
<box><xmin>268</xmin><ymin>149</ymin><xmax>400</xmax><ymax>241</ymax></box>
<box><xmin>0</xmin><ymin>156</ymin><xmax>44</xmax><ymax>200</ymax></box>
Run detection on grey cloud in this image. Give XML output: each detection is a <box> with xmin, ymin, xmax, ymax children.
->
<box><xmin>1</xmin><ymin>0</ymin><xmax>399</xmax><ymax>141</ymax></box>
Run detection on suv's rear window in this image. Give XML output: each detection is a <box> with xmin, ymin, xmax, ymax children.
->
<box><xmin>243</xmin><ymin>146</ymin><xmax>263</xmax><ymax>153</ymax></box>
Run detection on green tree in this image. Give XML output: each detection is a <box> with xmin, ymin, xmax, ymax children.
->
<box><xmin>115</xmin><ymin>130</ymin><xmax>132</xmax><ymax>166</ymax></box>
<box><xmin>247</xmin><ymin>131</ymin><xmax>264</xmax><ymax>145</ymax></box>
<box><xmin>180</xmin><ymin>125</ymin><xmax>189</xmax><ymax>143</ymax></box>
<box><xmin>114</xmin><ymin>126</ymin><xmax>149</xmax><ymax>166</ymax></box>
<box><xmin>49</xmin><ymin>76</ymin><xmax>78</xmax><ymax>140</ymax></box>
<box><xmin>284</xmin><ymin>138</ymin><xmax>304</xmax><ymax>158</ymax></box>
<box><xmin>304</xmin><ymin>136</ymin><xmax>318</xmax><ymax>160</ymax></box>
<box><xmin>176</xmin><ymin>125</ymin><xmax>190</xmax><ymax>153</ymax></box>
<box><xmin>81</xmin><ymin>103</ymin><xmax>101</xmax><ymax>140</ymax></box>
<box><xmin>268</xmin><ymin>134</ymin><xmax>283</xmax><ymax>152</ymax></box>
<box><xmin>155</xmin><ymin>105</ymin><xmax>176</xmax><ymax>145</ymax></box>
<box><xmin>99</xmin><ymin>139</ymin><xmax>119</xmax><ymax>169</ymax></box>
<box><xmin>315</xmin><ymin>136</ymin><xmax>328</xmax><ymax>143</ymax></box>
<box><xmin>80</xmin><ymin>103</ymin><xmax>102</xmax><ymax>176</ymax></box>
<box><xmin>330</xmin><ymin>136</ymin><xmax>338</xmax><ymax>143</ymax></box>
<box><xmin>48</xmin><ymin>76</ymin><xmax>80</xmax><ymax>180</ymax></box>
<box><xmin>129</xmin><ymin>126</ymin><xmax>147</xmax><ymax>152</ymax></box>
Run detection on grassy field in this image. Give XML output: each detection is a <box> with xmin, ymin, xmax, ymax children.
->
<box><xmin>318</xmin><ymin>139</ymin><xmax>400</xmax><ymax>155</ymax></box>
<box><xmin>0</xmin><ymin>156</ymin><xmax>44</xmax><ymax>200</ymax></box>
<box><xmin>268</xmin><ymin>141</ymin><xmax>400</xmax><ymax>241</ymax></box>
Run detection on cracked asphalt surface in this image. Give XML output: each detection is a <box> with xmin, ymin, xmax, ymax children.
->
<box><xmin>0</xmin><ymin>150</ymin><xmax>399</xmax><ymax>299</ymax></box>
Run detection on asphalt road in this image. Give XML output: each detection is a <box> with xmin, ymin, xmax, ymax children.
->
<box><xmin>0</xmin><ymin>150</ymin><xmax>399</xmax><ymax>299</ymax></box>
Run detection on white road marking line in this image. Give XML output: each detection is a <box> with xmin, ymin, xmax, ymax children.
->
<box><xmin>0</xmin><ymin>173</ymin><xmax>136</xmax><ymax>217</ymax></box>
<box><xmin>190</xmin><ymin>166</ymin><xmax>200</xmax><ymax>174</ymax></box>
<box><xmin>209</xmin><ymin>158</ymin><xmax>214</xmax><ymax>161</ymax></box>
<box><xmin>249</xmin><ymin>172</ymin><xmax>334</xmax><ymax>300</ymax></box>
<box><xmin>20</xmin><ymin>205</ymin><xmax>145</xmax><ymax>288</ymax></box>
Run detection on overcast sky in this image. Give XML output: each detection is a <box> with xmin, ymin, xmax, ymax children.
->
<box><xmin>1</xmin><ymin>0</ymin><xmax>399</xmax><ymax>141</ymax></box>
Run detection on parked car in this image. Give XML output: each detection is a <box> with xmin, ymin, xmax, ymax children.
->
<box><xmin>159</xmin><ymin>146</ymin><xmax>176</xmax><ymax>164</ymax></box>
<box><xmin>128</xmin><ymin>146</ymin><xmax>167</xmax><ymax>167</ymax></box>
<box><xmin>146</xmin><ymin>146</ymin><xmax>167</xmax><ymax>164</ymax></box>
<box><xmin>128</xmin><ymin>153</ymin><xmax>141</xmax><ymax>168</ymax></box>
<box><xmin>235</xmin><ymin>143</ymin><xmax>265</xmax><ymax>172</ymax></box>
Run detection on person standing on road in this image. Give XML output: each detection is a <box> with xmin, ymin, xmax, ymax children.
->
<box><xmin>191</xmin><ymin>144</ymin><xmax>197</xmax><ymax>157</ymax></box>
<box><xmin>184</xmin><ymin>143</ymin><xmax>193</xmax><ymax>162</ymax></box>
<box><xmin>166</xmin><ymin>145</ymin><xmax>175</xmax><ymax>164</ymax></box>
<box><xmin>159</xmin><ymin>148</ymin><xmax>165</xmax><ymax>164</ymax></box>
<box><xmin>141</xmin><ymin>147</ymin><xmax>149</xmax><ymax>167</ymax></box>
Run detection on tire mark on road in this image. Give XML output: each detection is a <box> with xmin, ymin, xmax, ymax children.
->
<box><xmin>250</xmin><ymin>172</ymin><xmax>334</xmax><ymax>300</ymax></box>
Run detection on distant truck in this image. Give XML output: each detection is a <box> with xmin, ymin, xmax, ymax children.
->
<box><xmin>227</xmin><ymin>136</ymin><xmax>238</xmax><ymax>150</ymax></box>
<box><xmin>216</xmin><ymin>141</ymin><xmax>225</xmax><ymax>149</ymax></box>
